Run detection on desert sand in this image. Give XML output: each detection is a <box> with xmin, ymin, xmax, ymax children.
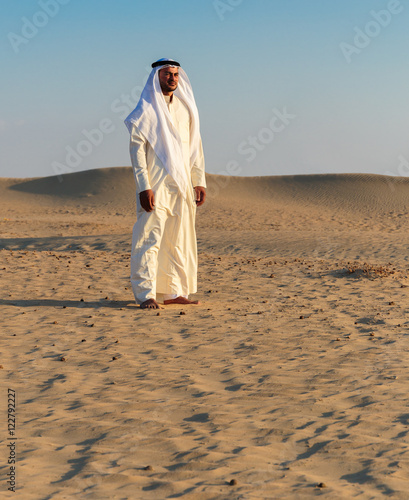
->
<box><xmin>1</xmin><ymin>167</ymin><xmax>409</xmax><ymax>499</ymax></box>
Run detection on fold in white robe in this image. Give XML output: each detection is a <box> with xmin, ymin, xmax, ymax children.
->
<box><xmin>129</xmin><ymin>95</ymin><xmax>206</xmax><ymax>304</ymax></box>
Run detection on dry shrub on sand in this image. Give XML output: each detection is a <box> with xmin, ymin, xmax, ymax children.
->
<box><xmin>345</xmin><ymin>262</ymin><xmax>397</xmax><ymax>278</ymax></box>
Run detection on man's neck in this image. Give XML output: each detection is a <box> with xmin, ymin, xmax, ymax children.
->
<box><xmin>163</xmin><ymin>92</ymin><xmax>173</xmax><ymax>101</ymax></box>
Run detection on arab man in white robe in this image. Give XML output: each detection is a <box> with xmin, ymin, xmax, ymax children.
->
<box><xmin>124</xmin><ymin>58</ymin><xmax>206</xmax><ymax>309</ymax></box>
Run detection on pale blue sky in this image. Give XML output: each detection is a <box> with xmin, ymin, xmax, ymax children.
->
<box><xmin>1</xmin><ymin>0</ymin><xmax>409</xmax><ymax>179</ymax></box>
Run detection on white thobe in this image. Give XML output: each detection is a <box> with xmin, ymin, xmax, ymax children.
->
<box><xmin>129</xmin><ymin>94</ymin><xmax>206</xmax><ymax>304</ymax></box>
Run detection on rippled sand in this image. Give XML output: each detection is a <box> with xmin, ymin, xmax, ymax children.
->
<box><xmin>1</xmin><ymin>168</ymin><xmax>409</xmax><ymax>499</ymax></box>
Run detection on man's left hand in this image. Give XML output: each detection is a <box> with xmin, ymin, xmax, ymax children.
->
<box><xmin>194</xmin><ymin>186</ymin><xmax>206</xmax><ymax>206</ymax></box>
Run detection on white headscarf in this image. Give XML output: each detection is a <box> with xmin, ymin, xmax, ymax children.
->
<box><xmin>124</xmin><ymin>58</ymin><xmax>202</xmax><ymax>197</ymax></box>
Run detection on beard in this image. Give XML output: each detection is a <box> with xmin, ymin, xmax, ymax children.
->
<box><xmin>160</xmin><ymin>81</ymin><xmax>178</xmax><ymax>93</ymax></box>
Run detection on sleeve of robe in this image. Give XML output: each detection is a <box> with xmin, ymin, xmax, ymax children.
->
<box><xmin>129</xmin><ymin>125</ymin><xmax>151</xmax><ymax>193</ymax></box>
<box><xmin>191</xmin><ymin>139</ymin><xmax>206</xmax><ymax>188</ymax></box>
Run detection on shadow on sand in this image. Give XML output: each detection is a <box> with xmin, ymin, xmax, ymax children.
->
<box><xmin>0</xmin><ymin>298</ymin><xmax>137</xmax><ymax>309</ymax></box>
<box><xmin>0</xmin><ymin>235</ymin><xmax>130</xmax><ymax>252</ymax></box>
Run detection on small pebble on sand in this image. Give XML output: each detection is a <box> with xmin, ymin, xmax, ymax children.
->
<box><xmin>229</xmin><ymin>479</ymin><xmax>238</xmax><ymax>486</ymax></box>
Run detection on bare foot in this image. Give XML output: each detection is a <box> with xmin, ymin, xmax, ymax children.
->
<box><xmin>163</xmin><ymin>297</ymin><xmax>200</xmax><ymax>305</ymax></box>
<box><xmin>140</xmin><ymin>299</ymin><xmax>161</xmax><ymax>309</ymax></box>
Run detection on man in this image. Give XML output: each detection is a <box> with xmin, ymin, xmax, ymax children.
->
<box><xmin>124</xmin><ymin>58</ymin><xmax>206</xmax><ymax>309</ymax></box>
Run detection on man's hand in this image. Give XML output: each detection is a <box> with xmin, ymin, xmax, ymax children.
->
<box><xmin>140</xmin><ymin>189</ymin><xmax>155</xmax><ymax>212</ymax></box>
<box><xmin>194</xmin><ymin>186</ymin><xmax>206</xmax><ymax>206</ymax></box>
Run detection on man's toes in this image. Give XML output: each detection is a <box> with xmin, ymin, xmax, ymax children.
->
<box><xmin>141</xmin><ymin>299</ymin><xmax>159</xmax><ymax>309</ymax></box>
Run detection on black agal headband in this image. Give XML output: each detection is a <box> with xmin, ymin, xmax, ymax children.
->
<box><xmin>151</xmin><ymin>60</ymin><xmax>180</xmax><ymax>69</ymax></box>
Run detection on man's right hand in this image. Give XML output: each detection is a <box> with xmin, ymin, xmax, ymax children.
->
<box><xmin>139</xmin><ymin>189</ymin><xmax>155</xmax><ymax>212</ymax></box>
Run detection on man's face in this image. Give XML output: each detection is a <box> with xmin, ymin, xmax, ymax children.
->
<box><xmin>158</xmin><ymin>67</ymin><xmax>179</xmax><ymax>95</ymax></box>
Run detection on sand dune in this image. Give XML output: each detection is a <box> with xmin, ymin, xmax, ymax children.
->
<box><xmin>1</xmin><ymin>167</ymin><xmax>409</xmax><ymax>499</ymax></box>
<box><xmin>4</xmin><ymin>168</ymin><xmax>409</xmax><ymax>212</ymax></box>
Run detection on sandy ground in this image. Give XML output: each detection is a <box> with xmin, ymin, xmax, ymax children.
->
<box><xmin>1</xmin><ymin>167</ymin><xmax>409</xmax><ymax>499</ymax></box>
